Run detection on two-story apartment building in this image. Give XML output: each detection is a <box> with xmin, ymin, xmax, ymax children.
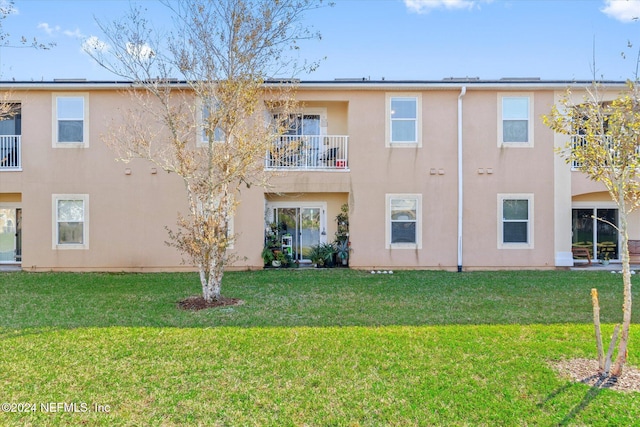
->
<box><xmin>0</xmin><ymin>78</ymin><xmax>632</xmax><ymax>271</ymax></box>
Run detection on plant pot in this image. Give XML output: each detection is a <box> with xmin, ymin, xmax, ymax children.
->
<box><xmin>600</xmin><ymin>260</ymin><xmax>610</xmax><ymax>266</ymax></box>
<box><xmin>272</xmin><ymin>260</ymin><xmax>281</xmax><ymax>267</ymax></box>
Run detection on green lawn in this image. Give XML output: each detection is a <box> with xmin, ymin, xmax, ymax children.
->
<box><xmin>0</xmin><ymin>269</ymin><xmax>638</xmax><ymax>426</ymax></box>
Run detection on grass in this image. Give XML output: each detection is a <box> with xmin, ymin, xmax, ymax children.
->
<box><xmin>0</xmin><ymin>269</ymin><xmax>639</xmax><ymax>426</ymax></box>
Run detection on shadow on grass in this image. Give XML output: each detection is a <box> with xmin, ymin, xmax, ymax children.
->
<box><xmin>540</xmin><ymin>374</ymin><xmax>618</xmax><ymax>426</ymax></box>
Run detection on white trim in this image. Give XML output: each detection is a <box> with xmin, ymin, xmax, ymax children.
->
<box><xmin>497</xmin><ymin>93</ymin><xmax>534</xmax><ymax>148</ymax></box>
<box><xmin>385</xmin><ymin>93</ymin><xmax>422</xmax><ymax>148</ymax></box>
<box><xmin>385</xmin><ymin>193</ymin><xmax>422</xmax><ymax>249</ymax></box>
<box><xmin>52</xmin><ymin>93</ymin><xmax>90</xmax><ymax>148</ymax></box>
<box><xmin>498</xmin><ymin>193</ymin><xmax>534</xmax><ymax>249</ymax></box>
<box><xmin>52</xmin><ymin>194</ymin><xmax>89</xmax><ymax>250</ymax></box>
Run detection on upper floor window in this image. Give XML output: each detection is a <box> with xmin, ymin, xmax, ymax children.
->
<box><xmin>199</xmin><ymin>100</ymin><xmax>225</xmax><ymax>145</ymax></box>
<box><xmin>498</xmin><ymin>193</ymin><xmax>533</xmax><ymax>249</ymax></box>
<box><xmin>53</xmin><ymin>94</ymin><xmax>89</xmax><ymax>147</ymax></box>
<box><xmin>386</xmin><ymin>93</ymin><xmax>422</xmax><ymax>147</ymax></box>
<box><xmin>498</xmin><ymin>94</ymin><xmax>533</xmax><ymax>147</ymax></box>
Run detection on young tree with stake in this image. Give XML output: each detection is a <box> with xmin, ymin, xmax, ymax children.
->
<box><xmin>544</xmin><ymin>81</ymin><xmax>639</xmax><ymax>377</ymax></box>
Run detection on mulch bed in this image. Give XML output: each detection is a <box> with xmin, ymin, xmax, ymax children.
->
<box><xmin>552</xmin><ymin>358</ymin><xmax>640</xmax><ymax>393</ymax></box>
<box><xmin>177</xmin><ymin>295</ymin><xmax>244</xmax><ymax>311</ymax></box>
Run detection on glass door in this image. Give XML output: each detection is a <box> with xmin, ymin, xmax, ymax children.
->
<box><xmin>572</xmin><ymin>208</ymin><xmax>619</xmax><ymax>261</ymax></box>
<box><xmin>596</xmin><ymin>208</ymin><xmax>618</xmax><ymax>260</ymax></box>
<box><xmin>273</xmin><ymin>206</ymin><xmax>323</xmax><ymax>262</ymax></box>
<box><xmin>0</xmin><ymin>208</ymin><xmax>18</xmax><ymax>263</ymax></box>
<box><xmin>16</xmin><ymin>208</ymin><xmax>22</xmax><ymax>262</ymax></box>
<box><xmin>300</xmin><ymin>207</ymin><xmax>321</xmax><ymax>260</ymax></box>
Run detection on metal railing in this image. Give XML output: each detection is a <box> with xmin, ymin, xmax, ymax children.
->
<box><xmin>265</xmin><ymin>135</ymin><xmax>349</xmax><ymax>170</ymax></box>
<box><xmin>0</xmin><ymin>135</ymin><xmax>21</xmax><ymax>170</ymax></box>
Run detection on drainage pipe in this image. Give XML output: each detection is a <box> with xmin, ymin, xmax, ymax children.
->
<box><xmin>457</xmin><ymin>86</ymin><xmax>466</xmax><ymax>272</ymax></box>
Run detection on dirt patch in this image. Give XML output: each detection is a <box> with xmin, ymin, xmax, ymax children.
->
<box><xmin>177</xmin><ymin>295</ymin><xmax>244</xmax><ymax>311</ymax></box>
<box><xmin>552</xmin><ymin>358</ymin><xmax>640</xmax><ymax>393</ymax></box>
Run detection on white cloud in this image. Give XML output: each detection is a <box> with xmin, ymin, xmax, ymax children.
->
<box><xmin>38</xmin><ymin>22</ymin><xmax>60</xmax><ymax>36</ymax></box>
<box><xmin>126</xmin><ymin>42</ymin><xmax>154</xmax><ymax>60</ymax></box>
<box><xmin>601</xmin><ymin>0</ymin><xmax>640</xmax><ymax>22</ymax></box>
<box><xmin>63</xmin><ymin>28</ymin><xmax>85</xmax><ymax>39</ymax></box>
<box><xmin>404</xmin><ymin>0</ymin><xmax>485</xmax><ymax>13</ymax></box>
<box><xmin>82</xmin><ymin>36</ymin><xmax>109</xmax><ymax>53</ymax></box>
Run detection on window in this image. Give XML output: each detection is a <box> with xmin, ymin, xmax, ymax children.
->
<box><xmin>275</xmin><ymin>113</ymin><xmax>321</xmax><ymax>137</ymax></box>
<box><xmin>386</xmin><ymin>194</ymin><xmax>422</xmax><ymax>249</ymax></box>
<box><xmin>386</xmin><ymin>93</ymin><xmax>422</xmax><ymax>147</ymax></box>
<box><xmin>53</xmin><ymin>94</ymin><xmax>89</xmax><ymax>147</ymax></box>
<box><xmin>498</xmin><ymin>94</ymin><xmax>533</xmax><ymax>147</ymax></box>
<box><xmin>268</xmin><ymin>110</ymin><xmax>327</xmax><ymax>168</ymax></box>
<box><xmin>53</xmin><ymin>194</ymin><xmax>89</xmax><ymax>249</ymax></box>
<box><xmin>199</xmin><ymin>100</ymin><xmax>225</xmax><ymax>145</ymax></box>
<box><xmin>498</xmin><ymin>194</ymin><xmax>533</xmax><ymax>249</ymax></box>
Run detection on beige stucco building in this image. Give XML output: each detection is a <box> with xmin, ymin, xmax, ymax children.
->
<box><xmin>0</xmin><ymin>79</ymin><xmax>633</xmax><ymax>271</ymax></box>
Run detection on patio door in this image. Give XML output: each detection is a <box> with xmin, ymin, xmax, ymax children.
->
<box><xmin>572</xmin><ymin>208</ymin><xmax>619</xmax><ymax>261</ymax></box>
<box><xmin>0</xmin><ymin>208</ymin><xmax>20</xmax><ymax>263</ymax></box>
<box><xmin>270</xmin><ymin>203</ymin><xmax>325</xmax><ymax>262</ymax></box>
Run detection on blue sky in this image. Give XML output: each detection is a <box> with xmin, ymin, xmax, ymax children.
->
<box><xmin>2</xmin><ymin>0</ymin><xmax>640</xmax><ymax>81</ymax></box>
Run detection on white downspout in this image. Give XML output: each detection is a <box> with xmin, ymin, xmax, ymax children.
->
<box><xmin>457</xmin><ymin>86</ymin><xmax>466</xmax><ymax>272</ymax></box>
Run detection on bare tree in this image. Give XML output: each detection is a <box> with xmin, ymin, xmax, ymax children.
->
<box><xmin>85</xmin><ymin>0</ymin><xmax>325</xmax><ymax>303</ymax></box>
<box><xmin>544</xmin><ymin>80</ymin><xmax>640</xmax><ymax>377</ymax></box>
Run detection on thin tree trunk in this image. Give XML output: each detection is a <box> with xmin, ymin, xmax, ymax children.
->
<box><xmin>605</xmin><ymin>324</ymin><xmax>620</xmax><ymax>376</ymax></box>
<box><xmin>612</xmin><ymin>196</ymin><xmax>633</xmax><ymax>377</ymax></box>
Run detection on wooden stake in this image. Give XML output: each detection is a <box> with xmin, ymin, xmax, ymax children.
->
<box><xmin>591</xmin><ymin>288</ymin><xmax>605</xmax><ymax>373</ymax></box>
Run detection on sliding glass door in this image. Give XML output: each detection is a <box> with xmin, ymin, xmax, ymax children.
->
<box><xmin>0</xmin><ymin>208</ymin><xmax>20</xmax><ymax>263</ymax></box>
<box><xmin>572</xmin><ymin>208</ymin><xmax>619</xmax><ymax>260</ymax></box>
<box><xmin>270</xmin><ymin>204</ymin><xmax>324</xmax><ymax>262</ymax></box>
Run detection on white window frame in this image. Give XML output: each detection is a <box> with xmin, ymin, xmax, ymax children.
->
<box><xmin>196</xmin><ymin>98</ymin><xmax>226</xmax><ymax>146</ymax></box>
<box><xmin>385</xmin><ymin>194</ymin><xmax>422</xmax><ymax>249</ymax></box>
<box><xmin>497</xmin><ymin>93</ymin><xmax>534</xmax><ymax>148</ymax></box>
<box><xmin>52</xmin><ymin>194</ymin><xmax>89</xmax><ymax>250</ymax></box>
<box><xmin>52</xmin><ymin>93</ymin><xmax>89</xmax><ymax>148</ymax></box>
<box><xmin>385</xmin><ymin>93</ymin><xmax>422</xmax><ymax>147</ymax></box>
<box><xmin>498</xmin><ymin>193</ymin><xmax>534</xmax><ymax>249</ymax></box>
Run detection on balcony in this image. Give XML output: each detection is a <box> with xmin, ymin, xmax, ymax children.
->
<box><xmin>0</xmin><ymin>136</ymin><xmax>21</xmax><ymax>170</ymax></box>
<box><xmin>265</xmin><ymin>135</ymin><xmax>349</xmax><ymax>170</ymax></box>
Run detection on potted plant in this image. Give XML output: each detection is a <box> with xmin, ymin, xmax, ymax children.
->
<box><xmin>309</xmin><ymin>243</ymin><xmax>335</xmax><ymax>267</ymax></box>
<box><xmin>335</xmin><ymin>240</ymin><xmax>351</xmax><ymax>266</ymax></box>
<box><xmin>334</xmin><ymin>204</ymin><xmax>350</xmax><ymax>266</ymax></box>
<box><xmin>261</xmin><ymin>245</ymin><xmax>275</xmax><ymax>266</ymax></box>
<box><xmin>335</xmin><ymin>204</ymin><xmax>349</xmax><ymax>243</ymax></box>
<box><xmin>274</xmin><ymin>250</ymin><xmax>289</xmax><ymax>268</ymax></box>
